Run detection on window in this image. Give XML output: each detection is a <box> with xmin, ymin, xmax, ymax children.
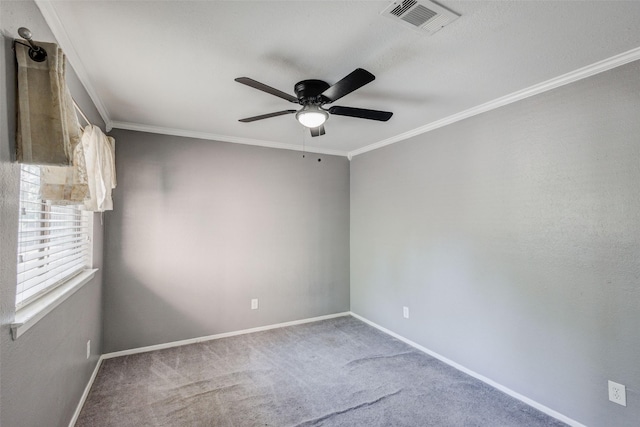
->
<box><xmin>16</xmin><ymin>164</ymin><xmax>93</xmax><ymax>308</ymax></box>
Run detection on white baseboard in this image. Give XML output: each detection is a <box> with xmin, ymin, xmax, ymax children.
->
<box><xmin>102</xmin><ymin>312</ymin><xmax>351</xmax><ymax>359</ymax></box>
<box><xmin>349</xmin><ymin>311</ymin><xmax>586</xmax><ymax>427</ymax></box>
<box><xmin>72</xmin><ymin>312</ymin><xmax>580</xmax><ymax>427</ymax></box>
<box><xmin>68</xmin><ymin>356</ymin><xmax>103</xmax><ymax>427</ymax></box>
<box><xmin>70</xmin><ymin>312</ymin><xmax>350</xmax><ymax>425</ymax></box>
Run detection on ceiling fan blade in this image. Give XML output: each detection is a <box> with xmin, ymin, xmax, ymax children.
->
<box><xmin>239</xmin><ymin>110</ymin><xmax>297</xmax><ymax>123</ymax></box>
<box><xmin>328</xmin><ymin>106</ymin><xmax>393</xmax><ymax>121</ymax></box>
<box><xmin>321</xmin><ymin>69</ymin><xmax>375</xmax><ymax>103</ymax></box>
<box><xmin>310</xmin><ymin>125</ymin><xmax>326</xmax><ymax>137</ymax></box>
<box><xmin>235</xmin><ymin>77</ymin><xmax>298</xmax><ymax>103</ymax></box>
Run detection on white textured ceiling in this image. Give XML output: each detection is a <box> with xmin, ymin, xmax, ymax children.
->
<box><xmin>37</xmin><ymin>1</ymin><xmax>640</xmax><ymax>156</ymax></box>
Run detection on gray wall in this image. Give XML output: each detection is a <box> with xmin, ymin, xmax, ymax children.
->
<box><xmin>351</xmin><ymin>60</ymin><xmax>640</xmax><ymax>426</ymax></box>
<box><xmin>0</xmin><ymin>2</ymin><xmax>105</xmax><ymax>426</ymax></box>
<box><xmin>2</xmin><ymin>2</ymin><xmax>637</xmax><ymax>426</ymax></box>
<box><xmin>103</xmin><ymin>130</ymin><xmax>350</xmax><ymax>353</ymax></box>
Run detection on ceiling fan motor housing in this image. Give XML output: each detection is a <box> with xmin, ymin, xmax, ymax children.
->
<box><xmin>294</xmin><ymin>80</ymin><xmax>330</xmax><ymax>105</ymax></box>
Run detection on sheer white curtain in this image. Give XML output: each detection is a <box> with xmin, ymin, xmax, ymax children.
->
<box><xmin>81</xmin><ymin>125</ymin><xmax>116</xmax><ymax>212</ymax></box>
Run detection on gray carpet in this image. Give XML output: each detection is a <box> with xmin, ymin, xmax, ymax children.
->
<box><xmin>77</xmin><ymin>316</ymin><xmax>566</xmax><ymax>426</ymax></box>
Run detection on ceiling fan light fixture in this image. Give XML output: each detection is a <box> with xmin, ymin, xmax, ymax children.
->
<box><xmin>296</xmin><ymin>105</ymin><xmax>328</xmax><ymax>128</ymax></box>
<box><xmin>236</xmin><ymin>69</ymin><xmax>392</xmax><ymax>137</ymax></box>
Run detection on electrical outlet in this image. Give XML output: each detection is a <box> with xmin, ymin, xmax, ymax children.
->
<box><xmin>608</xmin><ymin>380</ymin><xmax>626</xmax><ymax>406</ymax></box>
<box><xmin>403</xmin><ymin>306</ymin><xmax>409</xmax><ymax>319</ymax></box>
<box><xmin>251</xmin><ymin>298</ymin><xmax>259</xmax><ymax>310</ymax></box>
<box><xmin>86</xmin><ymin>340</ymin><xmax>91</xmax><ymax>359</ymax></box>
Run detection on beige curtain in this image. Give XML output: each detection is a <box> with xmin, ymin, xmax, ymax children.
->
<box><xmin>39</xmin><ymin>125</ymin><xmax>117</xmax><ymax>212</ymax></box>
<box><xmin>15</xmin><ymin>40</ymin><xmax>80</xmax><ymax>165</ymax></box>
<box><xmin>40</xmin><ymin>140</ymin><xmax>89</xmax><ymax>205</ymax></box>
<box><xmin>15</xmin><ymin>40</ymin><xmax>117</xmax><ymax>211</ymax></box>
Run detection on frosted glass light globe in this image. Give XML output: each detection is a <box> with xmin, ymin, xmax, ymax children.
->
<box><xmin>296</xmin><ymin>105</ymin><xmax>328</xmax><ymax>128</ymax></box>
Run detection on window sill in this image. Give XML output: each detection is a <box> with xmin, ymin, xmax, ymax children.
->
<box><xmin>11</xmin><ymin>269</ymin><xmax>98</xmax><ymax>340</ymax></box>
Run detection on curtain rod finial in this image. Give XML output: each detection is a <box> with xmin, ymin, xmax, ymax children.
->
<box><xmin>18</xmin><ymin>27</ymin><xmax>32</xmax><ymax>40</ymax></box>
<box><xmin>17</xmin><ymin>27</ymin><xmax>47</xmax><ymax>62</ymax></box>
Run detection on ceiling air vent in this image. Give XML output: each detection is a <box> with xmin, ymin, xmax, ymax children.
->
<box><xmin>381</xmin><ymin>0</ymin><xmax>460</xmax><ymax>35</ymax></box>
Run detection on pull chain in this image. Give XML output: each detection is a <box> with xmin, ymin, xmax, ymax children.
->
<box><xmin>301</xmin><ymin>126</ymin><xmax>306</xmax><ymax>158</ymax></box>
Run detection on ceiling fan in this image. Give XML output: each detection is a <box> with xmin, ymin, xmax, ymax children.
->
<box><xmin>235</xmin><ymin>68</ymin><xmax>393</xmax><ymax>137</ymax></box>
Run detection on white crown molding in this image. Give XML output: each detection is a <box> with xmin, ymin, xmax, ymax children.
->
<box><xmin>35</xmin><ymin>1</ymin><xmax>113</xmax><ymax>130</ymax></box>
<box><xmin>349</xmin><ymin>312</ymin><xmax>587</xmax><ymax>427</ymax></box>
<box><xmin>349</xmin><ymin>45</ymin><xmax>640</xmax><ymax>158</ymax></box>
<box><xmin>29</xmin><ymin>2</ymin><xmax>640</xmax><ymax>158</ymax></box>
<box><xmin>111</xmin><ymin>121</ymin><xmax>349</xmax><ymax>157</ymax></box>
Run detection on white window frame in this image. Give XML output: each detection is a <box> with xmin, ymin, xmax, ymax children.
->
<box><xmin>12</xmin><ymin>164</ymin><xmax>96</xmax><ymax>339</ymax></box>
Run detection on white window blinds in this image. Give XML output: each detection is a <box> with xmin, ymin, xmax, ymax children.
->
<box><xmin>16</xmin><ymin>164</ymin><xmax>92</xmax><ymax>308</ymax></box>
